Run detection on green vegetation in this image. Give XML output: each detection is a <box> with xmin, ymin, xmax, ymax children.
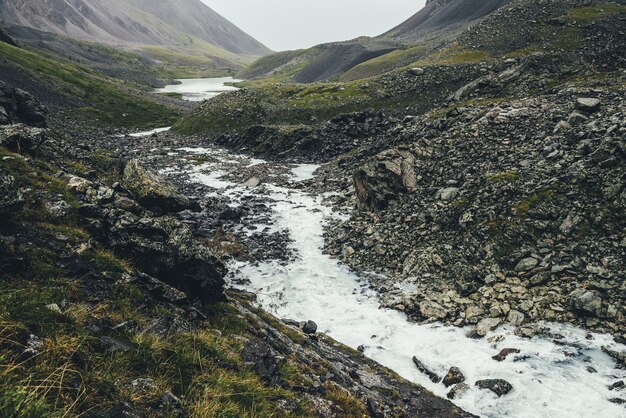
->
<box><xmin>486</xmin><ymin>170</ymin><xmax>520</xmax><ymax>184</ymax></box>
<box><xmin>0</xmin><ymin>42</ymin><xmax>179</xmax><ymax>129</ymax></box>
<box><xmin>568</xmin><ymin>3</ymin><xmax>626</xmax><ymax>22</ymax></box>
<box><xmin>340</xmin><ymin>45</ymin><xmax>427</xmax><ymax>81</ymax></box>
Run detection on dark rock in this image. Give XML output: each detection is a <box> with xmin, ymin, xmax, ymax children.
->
<box><xmin>241</xmin><ymin>339</ymin><xmax>284</xmax><ymax>385</ymax></box>
<box><xmin>492</xmin><ymin>348</ymin><xmax>521</xmax><ymax>362</ymax></box>
<box><xmin>302</xmin><ymin>320</ymin><xmax>318</xmax><ymax>334</ymax></box>
<box><xmin>0</xmin><ymin>82</ymin><xmax>46</xmax><ymax>127</ymax></box>
<box><xmin>412</xmin><ymin>356</ymin><xmax>441</xmax><ymax>383</ymax></box>
<box><xmin>136</xmin><ymin>271</ymin><xmax>187</xmax><ymax>303</ymax></box>
<box><xmin>0</xmin><ymin>27</ymin><xmax>19</xmax><ymax>48</ymax></box>
<box><xmin>122</xmin><ymin>159</ymin><xmax>190</xmax><ymax>214</ymax></box>
<box><xmin>475</xmin><ymin>379</ymin><xmax>513</xmax><ymax>396</ymax></box>
<box><xmin>110</xmin><ymin>402</ymin><xmax>145</xmax><ymax>418</ymax></box>
<box><xmin>447</xmin><ymin>383</ymin><xmax>470</xmax><ymax>400</ymax></box>
<box><xmin>100</xmin><ymin>336</ymin><xmax>133</xmax><ymax>353</ymax></box>
<box><xmin>442</xmin><ymin>367</ymin><xmax>466</xmax><ymax>387</ymax></box>
<box><xmin>609</xmin><ymin>381</ymin><xmax>624</xmax><ymax>391</ymax></box>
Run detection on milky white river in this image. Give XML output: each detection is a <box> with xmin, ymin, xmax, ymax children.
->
<box><xmin>146</xmin><ymin>78</ymin><xmax>626</xmax><ymax>418</ymax></box>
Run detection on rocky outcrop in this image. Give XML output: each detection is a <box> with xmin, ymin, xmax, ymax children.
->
<box><xmin>0</xmin><ymin>81</ymin><xmax>46</xmax><ymax>127</ymax></box>
<box><xmin>121</xmin><ymin>159</ymin><xmax>191</xmax><ymax>214</ymax></box>
<box><xmin>66</xmin><ymin>173</ymin><xmax>225</xmax><ymax>305</ymax></box>
<box><xmin>0</xmin><ymin>167</ymin><xmax>23</xmax><ymax>213</ymax></box>
<box><xmin>0</xmin><ymin>26</ymin><xmax>18</xmax><ymax>47</ymax></box>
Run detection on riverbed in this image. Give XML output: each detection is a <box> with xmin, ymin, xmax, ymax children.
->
<box><xmin>149</xmin><ymin>78</ymin><xmax>626</xmax><ymax>418</ymax></box>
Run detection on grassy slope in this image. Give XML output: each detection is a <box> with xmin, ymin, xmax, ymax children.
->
<box><xmin>0</xmin><ymin>41</ymin><xmax>179</xmax><ymax>129</ymax></box>
<box><xmin>0</xmin><ymin>142</ymin><xmax>372</xmax><ymax>417</ymax></box>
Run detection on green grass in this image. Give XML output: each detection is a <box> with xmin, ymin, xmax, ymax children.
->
<box><xmin>0</xmin><ymin>42</ymin><xmax>179</xmax><ymax>129</ymax></box>
<box><xmin>568</xmin><ymin>3</ymin><xmax>626</xmax><ymax>22</ymax></box>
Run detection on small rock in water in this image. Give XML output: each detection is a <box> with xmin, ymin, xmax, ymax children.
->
<box><xmin>302</xmin><ymin>320</ymin><xmax>318</xmax><ymax>334</ymax></box>
<box><xmin>492</xmin><ymin>348</ymin><xmax>521</xmax><ymax>362</ymax></box>
<box><xmin>412</xmin><ymin>356</ymin><xmax>441</xmax><ymax>383</ymax></box>
<box><xmin>442</xmin><ymin>367</ymin><xmax>466</xmax><ymax>387</ymax></box>
<box><xmin>242</xmin><ymin>177</ymin><xmax>261</xmax><ymax>188</ymax></box>
<box><xmin>475</xmin><ymin>379</ymin><xmax>513</xmax><ymax>397</ymax></box>
<box><xmin>608</xmin><ymin>380</ymin><xmax>625</xmax><ymax>391</ymax></box>
<box><xmin>447</xmin><ymin>382</ymin><xmax>470</xmax><ymax>399</ymax></box>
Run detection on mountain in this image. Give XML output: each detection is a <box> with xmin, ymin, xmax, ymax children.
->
<box><xmin>237</xmin><ymin>0</ymin><xmax>511</xmax><ymax>83</ymax></box>
<box><xmin>0</xmin><ymin>0</ymin><xmax>270</xmax><ymax>72</ymax></box>
<box><xmin>382</xmin><ymin>0</ymin><xmax>511</xmax><ymax>42</ymax></box>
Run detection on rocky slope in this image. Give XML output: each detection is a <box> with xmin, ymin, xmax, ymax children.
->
<box><xmin>381</xmin><ymin>0</ymin><xmax>511</xmax><ymax>42</ymax></box>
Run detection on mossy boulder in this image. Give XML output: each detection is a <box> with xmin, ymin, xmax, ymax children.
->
<box><xmin>122</xmin><ymin>159</ymin><xmax>190</xmax><ymax>214</ymax></box>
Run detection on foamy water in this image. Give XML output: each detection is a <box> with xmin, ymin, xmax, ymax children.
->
<box><xmin>175</xmin><ymin>146</ymin><xmax>626</xmax><ymax>418</ymax></box>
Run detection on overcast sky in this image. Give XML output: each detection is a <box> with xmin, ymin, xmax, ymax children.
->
<box><xmin>202</xmin><ymin>0</ymin><xmax>427</xmax><ymax>51</ymax></box>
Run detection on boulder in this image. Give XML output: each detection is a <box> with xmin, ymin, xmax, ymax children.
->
<box><xmin>576</xmin><ymin>98</ymin><xmax>601</xmax><ymax>113</ymax></box>
<box><xmin>241</xmin><ymin>339</ymin><xmax>284</xmax><ymax>385</ymax></box>
<box><xmin>514</xmin><ymin>257</ymin><xmax>538</xmax><ymax>272</ymax></box>
<box><xmin>355</xmin><ymin>148</ymin><xmax>417</xmax><ymax>211</ymax></box>
<box><xmin>0</xmin><ymin>124</ymin><xmax>47</xmax><ymax>154</ymax></box>
<box><xmin>492</xmin><ymin>348</ymin><xmax>521</xmax><ymax>362</ymax></box>
<box><xmin>568</xmin><ymin>289</ymin><xmax>603</xmax><ymax>316</ymax></box>
<box><xmin>0</xmin><ymin>82</ymin><xmax>46</xmax><ymax>127</ymax></box>
<box><xmin>106</xmin><ymin>215</ymin><xmax>225</xmax><ymax>304</ymax></box>
<box><xmin>436</xmin><ymin>187</ymin><xmax>460</xmax><ymax>201</ymax></box>
<box><xmin>471</xmin><ymin>318</ymin><xmax>502</xmax><ymax>338</ymax></box>
<box><xmin>302</xmin><ymin>320</ymin><xmax>318</xmax><ymax>334</ymax></box>
<box><xmin>447</xmin><ymin>383</ymin><xmax>470</xmax><ymax>400</ymax></box>
<box><xmin>122</xmin><ymin>159</ymin><xmax>190</xmax><ymax>214</ymax></box>
<box><xmin>408</xmin><ymin>67</ymin><xmax>425</xmax><ymax>76</ymax></box>
<box><xmin>442</xmin><ymin>367</ymin><xmax>466</xmax><ymax>387</ymax></box>
<box><xmin>0</xmin><ymin>167</ymin><xmax>23</xmax><ymax>213</ymax></box>
<box><xmin>475</xmin><ymin>379</ymin><xmax>513</xmax><ymax>396</ymax></box>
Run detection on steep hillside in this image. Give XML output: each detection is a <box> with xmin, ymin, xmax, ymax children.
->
<box><xmin>0</xmin><ymin>0</ymin><xmax>270</xmax><ymax>73</ymax></box>
<box><xmin>382</xmin><ymin>0</ymin><xmax>511</xmax><ymax>42</ymax></box>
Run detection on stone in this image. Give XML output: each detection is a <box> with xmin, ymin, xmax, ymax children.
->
<box><xmin>67</xmin><ymin>176</ymin><xmax>94</xmax><ymax>194</ymax></box>
<box><xmin>472</xmin><ymin>318</ymin><xmax>502</xmax><ymax>337</ymax></box>
<box><xmin>122</xmin><ymin>159</ymin><xmax>190</xmax><ymax>214</ymax></box>
<box><xmin>442</xmin><ymin>367</ymin><xmax>466</xmax><ymax>387</ymax></box>
<box><xmin>608</xmin><ymin>381</ymin><xmax>624</xmax><ymax>391</ymax></box>
<box><xmin>241</xmin><ymin>339</ymin><xmax>283</xmax><ymax>384</ymax></box>
<box><xmin>0</xmin><ymin>81</ymin><xmax>46</xmax><ymax>127</ymax></box>
<box><xmin>447</xmin><ymin>383</ymin><xmax>470</xmax><ymax>399</ymax></box>
<box><xmin>354</xmin><ymin>148</ymin><xmax>417</xmax><ymax>211</ymax></box>
<box><xmin>302</xmin><ymin>320</ymin><xmax>318</xmax><ymax>334</ymax></box>
<box><xmin>412</xmin><ymin>356</ymin><xmax>441</xmax><ymax>383</ymax></box>
<box><xmin>492</xmin><ymin>348</ymin><xmax>521</xmax><ymax>362</ymax></box>
<box><xmin>567</xmin><ymin>111</ymin><xmax>588</xmax><ymax>125</ymax></box>
<box><xmin>506</xmin><ymin>310</ymin><xmax>525</xmax><ymax>326</ymax></box>
<box><xmin>0</xmin><ymin>124</ymin><xmax>47</xmax><ymax>154</ymax></box>
<box><xmin>408</xmin><ymin>67</ymin><xmax>425</xmax><ymax>76</ymax></box>
<box><xmin>576</xmin><ymin>98</ymin><xmax>601</xmax><ymax>113</ymax></box>
<box><xmin>100</xmin><ymin>336</ymin><xmax>133</xmax><ymax>353</ymax></box>
<box><xmin>136</xmin><ymin>272</ymin><xmax>187</xmax><ymax>303</ymax></box>
<box><xmin>475</xmin><ymin>379</ymin><xmax>513</xmax><ymax>396</ymax></box>
<box><xmin>242</xmin><ymin>177</ymin><xmax>261</xmax><ymax>188</ymax></box>
<box><xmin>568</xmin><ymin>289</ymin><xmax>603</xmax><ymax>316</ymax></box>
<box><xmin>0</xmin><ymin>168</ymin><xmax>23</xmax><ymax>213</ymax></box>
<box><xmin>514</xmin><ymin>257</ymin><xmax>538</xmax><ymax>272</ymax></box>
<box><xmin>130</xmin><ymin>378</ymin><xmax>155</xmax><ymax>394</ymax></box>
<box><xmin>437</xmin><ymin>187</ymin><xmax>460</xmax><ymax>201</ymax></box>
<box><xmin>419</xmin><ymin>300</ymin><xmax>447</xmax><ymax>320</ymax></box>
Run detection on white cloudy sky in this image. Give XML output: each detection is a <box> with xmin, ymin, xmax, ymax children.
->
<box><xmin>202</xmin><ymin>0</ymin><xmax>427</xmax><ymax>51</ymax></box>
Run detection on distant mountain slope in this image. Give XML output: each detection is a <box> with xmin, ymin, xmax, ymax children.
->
<box><xmin>382</xmin><ymin>0</ymin><xmax>511</xmax><ymax>42</ymax></box>
<box><xmin>0</xmin><ymin>0</ymin><xmax>269</xmax><ymax>73</ymax></box>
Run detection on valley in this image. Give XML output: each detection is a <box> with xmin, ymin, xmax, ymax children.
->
<box><xmin>1</xmin><ymin>0</ymin><xmax>625</xmax><ymax>417</ymax></box>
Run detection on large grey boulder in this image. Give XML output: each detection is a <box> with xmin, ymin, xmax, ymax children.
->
<box><xmin>0</xmin><ymin>167</ymin><xmax>23</xmax><ymax>213</ymax></box>
<box><xmin>0</xmin><ymin>82</ymin><xmax>46</xmax><ymax>127</ymax></box>
<box><xmin>355</xmin><ymin>148</ymin><xmax>417</xmax><ymax>211</ymax></box>
<box><xmin>568</xmin><ymin>289</ymin><xmax>603</xmax><ymax>317</ymax></box>
<box><xmin>121</xmin><ymin>159</ymin><xmax>190</xmax><ymax>214</ymax></box>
